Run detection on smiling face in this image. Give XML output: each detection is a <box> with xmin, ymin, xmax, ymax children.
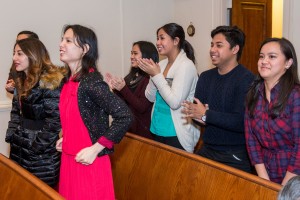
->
<box><xmin>130</xmin><ymin>44</ymin><xmax>142</xmax><ymax>68</ymax></box>
<box><xmin>59</xmin><ymin>28</ymin><xmax>85</xmax><ymax>71</ymax></box>
<box><xmin>210</xmin><ymin>33</ymin><xmax>238</xmax><ymax>68</ymax></box>
<box><xmin>13</xmin><ymin>44</ymin><xmax>30</xmax><ymax>74</ymax></box>
<box><xmin>258</xmin><ymin>41</ymin><xmax>292</xmax><ymax>84</ymax></box>
<box><xmin>156</xmin><ymin>28</ymin><xmax>178</xmax><ymax>57</ymax></box>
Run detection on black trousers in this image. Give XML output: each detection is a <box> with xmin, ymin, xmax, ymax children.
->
<box><xmin>198</xmin><ymin>144</ymin><xmax>252</xmax><ymax>173</ymax></box>
<box><xmin>152</xmin><ymin>134</ymin><xmax>185</xmax><ymax>151</ymax></box>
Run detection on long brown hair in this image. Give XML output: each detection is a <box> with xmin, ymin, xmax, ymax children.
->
<box><xmin>13</xmin><ymin>38</ymin><xmax>63</xmax><ymax>98</ymax></box>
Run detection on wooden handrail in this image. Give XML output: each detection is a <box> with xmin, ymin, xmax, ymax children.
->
<box><xmin>111</xmin><ymin>133</ymin><xmax>282</xmax><ymax>200</ymax></box>
<box><xmin>0</xmin><ymin>153</ymin><xmax>64</xmax><ymax>200</ymax></box>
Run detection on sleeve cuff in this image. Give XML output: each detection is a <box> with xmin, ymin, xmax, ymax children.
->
<box><xmin>98</xmin><ymin>136</ymin><xmax>114</xmax><ymax>149</ymax></box>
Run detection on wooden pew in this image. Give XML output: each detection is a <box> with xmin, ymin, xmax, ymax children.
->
<box><xmin>110</xmin><ymin>133</ymin><xmax>282</xmax><ymax>200</ymax></box>
<box><xmin>0</xmin><ymin>153</ymin><xmax>64</xmax><ymax>200</ymax></box>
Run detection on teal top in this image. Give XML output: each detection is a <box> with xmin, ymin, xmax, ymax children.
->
<box><xmin>150</xmin><ymin>91</ymin><xmax>176</xmax><ymax>137</ymax></box>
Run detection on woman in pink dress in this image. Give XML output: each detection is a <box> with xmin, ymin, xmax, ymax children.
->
<box><xmin>56</xmin><ymin>24</ymin><xmax>132</xmax><ymax>200</ymax></box>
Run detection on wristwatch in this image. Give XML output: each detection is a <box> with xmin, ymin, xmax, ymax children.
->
<box><xmin>201</xmin><ymin>112</ymin><xmax>207</xmax><ymax>122</ymax></box>
<box><xmin>201</xmin><ymin>105</ymin><xmax>209</xmax><ymax>122</ymax></box>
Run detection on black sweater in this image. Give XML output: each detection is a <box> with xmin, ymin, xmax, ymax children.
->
<box><xmin>195</xmin><ymin>64</ymin><xmax>254</xmax><ymax>150</ymax></box>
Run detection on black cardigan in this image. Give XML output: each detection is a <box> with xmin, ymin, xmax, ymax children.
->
<box><xmin>77</xmin><ymin>72</ymin><xmax>133</xmax><ymax>156</ymax></box>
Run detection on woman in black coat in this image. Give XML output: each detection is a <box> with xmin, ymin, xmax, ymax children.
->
<box><xmin>5</xmin><ymin>38</ymin><xmax>66</xmax><ymax>187</ymax></box>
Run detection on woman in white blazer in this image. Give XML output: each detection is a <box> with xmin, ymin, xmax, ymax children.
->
<box><xmin>138</xmin><ymin>23</ymin><xmax>200</xmax><ymax>153</ymax></box>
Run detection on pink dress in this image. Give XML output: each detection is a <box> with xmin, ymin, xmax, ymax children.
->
<box><xmin>59</xmin><ymin>79</ymin><xmax>115</xmax><ymax>200</ymax></box>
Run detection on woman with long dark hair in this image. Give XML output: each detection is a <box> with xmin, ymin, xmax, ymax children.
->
<box><xmin>56</xmin><ymin>24</ymin><xmax>132</xmax><ymax>199</ymax></box>
<box><xmin>138</xmin><ymin>23</ymin><xmax>200</xmax><ymax>152</ymax></box>
<box><xmin>5</xmin><ymin>31</ymin><xmax>39</xmax><ymax>93</ymax></box>
<box><xmin>106</xmin><ymin>41</ymin><xmax>158</xmax><ymax>139</ymax></box>
<box><xmin>5</xmin><ymin>38</ymin><xmax>65</xmax><ymax>187</ymax></box>
<box><xmin>245</xmin><ymin>37</ymin><xmax>300</xmax><ymax>185</ymax></box>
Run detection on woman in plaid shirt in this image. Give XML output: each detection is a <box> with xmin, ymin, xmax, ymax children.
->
<box><xmin>245</xmin><ymin>38</ymin><xmax>300</xmax><ymax>185</ymax></box>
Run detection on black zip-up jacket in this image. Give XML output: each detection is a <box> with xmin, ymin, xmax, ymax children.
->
<box><xmin>5</xmin><ymin>69</ymin><xmax>64</xmax><ymax>187</ymax></box>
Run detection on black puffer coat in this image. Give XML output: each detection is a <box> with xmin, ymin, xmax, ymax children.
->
<box><xmin>5</xmin><ymin>73</ymin><xmax>63</xmax><ymax>187</ymax></box>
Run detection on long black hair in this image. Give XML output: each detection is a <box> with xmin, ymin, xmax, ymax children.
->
<box><xmin>62</xmin><ymin>24</ymin><xmax>99</xmax><ymax>81</ymax></box>
<box><xmin>134</xmin><ymin>41</ymin><xmax>159</xmax><ymax>63</ymax></box>
<box><xmin>124</xmin><ymin>41</ymin><xmax>158</xmax><ymax>89</ymax></box>
<box><xmin>157</xmin><ymin>23</ymin><xmax>195</xmax><ymax>64</ymax></box>
<box><xmin>246</xmin><ymin>37</ymin><xmax>299</xmax><ymax>117</ymax></box>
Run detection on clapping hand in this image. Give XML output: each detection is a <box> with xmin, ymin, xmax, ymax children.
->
<box><xmin>104</xmin><ymin>73</ymin><xmax>114</xmax><ymax>89</ymax></box>
<box><xmin>182</xmin><ymin>98</ymin><xmax>207</xmax><ymax>125</ymax></box>
<box><xmin>137</xmin><ymin>58</ymin><xmax>160</xmax><ymax>77</ymax></box>
<box><xmin>111</xmin><ymin>76</ymin><xmax>125</xmax><ymax>91</ymax></box>
<box><xmin>105</xmin><ymin>73</ymin><xmax>125</xmax><ymax>91</ymax></box>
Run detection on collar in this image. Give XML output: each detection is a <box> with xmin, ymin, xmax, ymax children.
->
<box><xmin>258</xmin><ymin>81</ymin><xmax>281</xmax><ymax>101</ymax></box>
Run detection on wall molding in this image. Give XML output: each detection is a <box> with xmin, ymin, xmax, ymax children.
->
<box><xmin>0</xmin><ymin>101</ymin><xmax>11</xmax><ymax>112</ymax></box>
<box><xmin>211</xmin><ymin>0</ymin><xmax>230</xmax><ymax>28</ymax></box>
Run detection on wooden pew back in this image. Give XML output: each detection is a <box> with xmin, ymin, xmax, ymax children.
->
<box><xmin>0</xmin><ymin>154</ymin><xmax>64</xmax><ymax>200</ymax></box>
<box><xmin>111</xmin><ymin>133</ymin><xmax>282</xmax><ymax>200</ymax></box>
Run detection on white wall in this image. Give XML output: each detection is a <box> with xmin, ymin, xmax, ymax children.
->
<box><xmin>283</xmin><ymin>0</ymin><xmax>300</xmax><ymax>64</ymax></box>
<box><xmin>118</xmin><ymin>0</ymin><xmax>174</xmax><ymax>76</ymax></box>
<box><xmin>173</xmin><ymin>0</ymin><xmax>230</xmax><ymax>73</ymax></box>
<box><xmin>0</xmin><ymin>1</ymin><xmax>124</xmax><ymax>101</ymax></box>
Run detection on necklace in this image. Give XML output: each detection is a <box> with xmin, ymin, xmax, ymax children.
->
<box><xmin>129</xmin><ymin>72</ymin><xmax>139</xmax><ymax>85</ymax></box>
